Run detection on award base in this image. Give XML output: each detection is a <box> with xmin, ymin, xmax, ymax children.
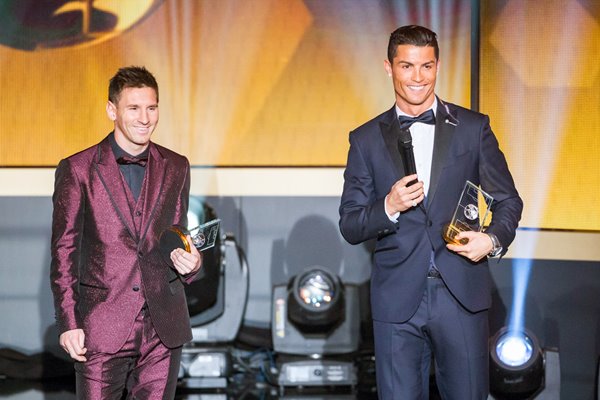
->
<box><xmin>160</xmin><ymin>225</ymin><xmax>192</xmax><ymax>253</ymax></box>
<box><xmin>159</xmin><ymin>219</ymin><xmax>221</xmax><ymax>267</ymax></box>
<box><xmin>442</xmin><ymin>223</ymin><xmax>469</xmax><ymax>245</ymax></box>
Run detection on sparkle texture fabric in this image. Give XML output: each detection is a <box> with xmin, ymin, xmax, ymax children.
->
<box><xmin>50</xmin><ymin>134</ymin><xmax>198</xmax><ymax>355</ymax></box>
<box><xmin>74</xmin><ymin>306</ymin><xmax>182</xmax><ymax>399</ymax></box>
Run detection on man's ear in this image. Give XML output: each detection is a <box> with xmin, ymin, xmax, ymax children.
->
<box><xmin>384</xmin><ymin>59</ymin><xmax>392</xmax><ymax>77</ymax></box>
<box><xmin>106</xmin><ymin>101</ymin><xmax>116</xmax><ymax>121</ymax></box>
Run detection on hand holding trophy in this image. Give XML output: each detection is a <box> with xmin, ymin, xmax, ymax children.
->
<box><xmin>443</xmin><ymin>181</ymin><xmax>493</xmax><ymax>245</ymax></box>
<box><xmin>159</xmin><ymin>219</ymin><xmax>221</xmax><ymax>268</ymax></box>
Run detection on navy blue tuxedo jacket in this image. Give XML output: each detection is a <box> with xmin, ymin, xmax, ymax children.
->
<box><xmin>339</xmin><ymin>98</ymin><xmax>523</xmax><ymax>323</ymax></box>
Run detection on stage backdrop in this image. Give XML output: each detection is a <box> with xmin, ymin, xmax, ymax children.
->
<box><xmin>1</xmin><ymin>0</ymin><xmax>598</xmax><ymax>232</ymax></box>
<box><xmin>480</xmin><ymin>0</ymin><xmax>600</xmax><ymax>232</ymax></box>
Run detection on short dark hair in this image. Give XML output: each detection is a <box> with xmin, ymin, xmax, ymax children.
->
<box><xmin>108</xmin><ymin>66</ymin><xmax>159</xmax><ymax>104</ymax></box>
<box><xmin>387</xmin><ymin>25</ymin><xmax>439</xmax><ymax>62</ymax></box>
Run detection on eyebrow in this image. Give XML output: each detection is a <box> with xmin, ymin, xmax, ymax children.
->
<box><xmin>397</xmin><ymin>60</ymin><xmax>436</xmax><ymax>66</ymax></box>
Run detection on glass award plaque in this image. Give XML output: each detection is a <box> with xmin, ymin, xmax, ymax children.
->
<box><xmin>443</xmin><ymin>181</ymin><xmax>493</xmax><ymax>245</ymax></box>
<box><xmin>159</xmin><ymin>219</ymin><xmax>221</xmax><ymax>267</ymax></box>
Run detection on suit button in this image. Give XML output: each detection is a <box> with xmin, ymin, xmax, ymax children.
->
<box><xmin>135</xmin><ymin>211</ymin><xmax>142</xmax><ymax>217</ymax></box>
<box><xmin>427</xmin><ymin>220</ymin><xmax>433</xmax><ymax>227</ymax></box>
<box><xmin>133</xmin><ymin>285</ymin><xmax>140</xmax><ymax>292</ymax></box>
<box><xmin>138</xmin><ymin>251</ymin><xmax>143</xmax><ymax>257</ymax></box>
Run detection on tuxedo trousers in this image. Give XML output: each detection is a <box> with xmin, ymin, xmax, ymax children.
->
<box><xmin>373</xmin><ymin>276</ymin><xmax>489</xmax><ymax>400</ymax></box>
<box><xmin>74</xmin><ymin>305</ymin><xmax>182</xmax><ymax>400</ymax></box>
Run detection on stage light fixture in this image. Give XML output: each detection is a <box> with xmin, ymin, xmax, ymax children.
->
<box><xmin>272</xmin><ymin>266</ymin><xmax>359</xmax><ymax>390</ymax></box>
<box><xmin>287</xmin><ymin>267</ymin><xmax>345</xmax><ymax>333</ymax></box>
<box><xmin>490</xmin><ymin>327</ymin><xmax>545</xmax><ymax>399</ymax></box>
<box><xmin>178</xmin><ymin>199</ymin><xmax>250</xmax><ymax>390</ymax></box>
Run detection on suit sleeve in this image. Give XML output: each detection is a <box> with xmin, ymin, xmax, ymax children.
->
<box><xmin>50</xmin><ymin>159</ymin><xmax>84</xmax><ymax>334</ymax></box>
<box><xmin>478</xmin><ymin>116</ymin><xmax>523</xmax><ymax>253</ymax></box>
<box><xmin>173</xmin><ymin>158</ymin><xmax>190</xmax><ymax>229</ymax></box>
<box><xmin>174</xmin><ymin>159</ymin><xmax>205</xmax><ymax>283</ymax></box>
<box><xmin>339</xmin><ymin>132</ymin><xmax>397</xmax><ymax>245</ymax></box>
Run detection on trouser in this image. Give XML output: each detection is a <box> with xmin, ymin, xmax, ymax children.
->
<box><xmin>75</xmin><ymin>306</ymin><xmax>182</xmax><ymax>400</ymax></box>
<box><xmin>373</xmin><ymin>276</ymin><xmax>489</xmax><ymax>400</ymax></box>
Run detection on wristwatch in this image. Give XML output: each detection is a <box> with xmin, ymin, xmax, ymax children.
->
<box><xmin>486</xmin><ymin>233</ymin><xmax>503</xmax><ymax>257</ymax></box>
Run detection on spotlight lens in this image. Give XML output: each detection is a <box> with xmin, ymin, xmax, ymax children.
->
<box><xmin>297</xmin><ymin>272</ymin><xmax>334</xmax><ymax>308</ymax></box>
<box><xmin>496</xmin><ymin>333</ymin><xmax>533</xmax><ymax>367</ymax></box>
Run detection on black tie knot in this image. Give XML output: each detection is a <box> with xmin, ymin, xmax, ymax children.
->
<box><xmin>117</xmin><ymin>155</ymin><xmax>148</xmax><ymax>167</ymax></box>
<box><xmin>398</xmin><ymin>109</ymin><xmax>436</xmax><ymax>130</ymax></box>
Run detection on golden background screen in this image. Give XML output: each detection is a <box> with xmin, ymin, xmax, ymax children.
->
<box><xmin>0</xmin><ymin>0</ymin><xmax>598</xmax><ymax>231</ymax></box>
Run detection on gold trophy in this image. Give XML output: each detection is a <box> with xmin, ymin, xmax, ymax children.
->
<box><xmin>159</xmin><ymin>219</ymin><xmax>220</xmax><ymax>267</ymax></box>
<box><xmin>443</xmin><ymin>181</ymin><xmax>493</xmax><ymax>245</ymax></box>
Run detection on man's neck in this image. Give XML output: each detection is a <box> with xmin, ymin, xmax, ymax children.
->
<box><xmin>396</xmin><ymin>97</ymin><xmax>437</xmax><ymax>117</ymax></box>
<box><xmin>113</xmin><ymin>133</ymin><xmax>149</xmax><ymax>156</ymax></box>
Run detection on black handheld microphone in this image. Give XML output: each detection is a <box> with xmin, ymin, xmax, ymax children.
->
<box><xmin>398</xmin><ymin>128</ymin><xmax>417</xmax><ymax>186</ymax></box>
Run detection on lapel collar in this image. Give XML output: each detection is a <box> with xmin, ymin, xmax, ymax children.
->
<box><xmin>380</xmin><ymin>106</ymin><xmax>404</xmax><ymax>178</ymax></box>
<box><xmin>93</xmin><ymin>135</ymin><xmax>138</xmax><ymax>240</ymax></box>
<box><xmin>428</xmin><ymin>97</ymin><xmax>458</xmax><ymax>207</ymax></box>
<box><xmin>139</xmin><ymin>143</ymin><xmax>166</xmax><ymax>243</ymax></box>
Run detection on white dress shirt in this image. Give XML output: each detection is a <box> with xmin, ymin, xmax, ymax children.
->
<box><xmin>386</xmin><ymin>98</ymin><xmax>437</xmax><ymax>222</ymax></box>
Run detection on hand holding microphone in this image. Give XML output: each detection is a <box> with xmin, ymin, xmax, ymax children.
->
<box><xmin>398</xmin><ymin>128</ymin><xmax>418</xmax><ymax>186</ymax></box>
<box><xmin>385</xmin><ymin>127</ymin><xmax>425</xmax><ymax>214</ymax></box>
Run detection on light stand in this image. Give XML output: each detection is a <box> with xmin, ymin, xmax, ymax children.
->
<box><xmin>271</xmin><ymin>266</ymin><xmax>360</xmax><ymax>393</ymax></box>
<box><xmin>178</xmin><ymin>201</ymin><xmax>249</xmax><ymax>390</ymax></box>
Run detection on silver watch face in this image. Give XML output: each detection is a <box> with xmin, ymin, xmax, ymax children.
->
<box><xmin>487</xmin><ymin>234</ymin><xmax>502</xmax><ymax>257</ymax></box>
<box><xmin>490</xmin><ymin>243</ymin><xmax>502</xmax><ymax>257</ymax></box>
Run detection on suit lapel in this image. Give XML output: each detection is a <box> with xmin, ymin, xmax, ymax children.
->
<box><xmin>380</xmin><ymin>107</ymin><xmax>428</xmax><ymax>213</ymax></box>
<box><xmin>428</xmin><ymin>98</ymin><xmax>458</xmax><ymax>208</ymax></box>
<box><xmin>139</xmin><ymin>143</ymin><xmax>166</xmax><ymax>244</ymax></box>
<box><xmin>380</xmin><ymin>107</ymin><xmax>404</xmax><ymax>178</ymax></box>
<box><xmin>93</xmin><ymin>136</ymin><xmax>138</xmax><ymax>241</ymax></box>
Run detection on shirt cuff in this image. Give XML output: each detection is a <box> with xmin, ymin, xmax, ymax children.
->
<box><xmin>384</xmin><ymin>195</ymin><xmax>399</xmax><ymax>222</ymax></box>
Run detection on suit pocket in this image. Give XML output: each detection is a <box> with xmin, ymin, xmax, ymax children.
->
<box><xmin>79</xmin><ymin>282</ymin><xmax>109</xmax><ymax>303</ymax></box>
<box><xmin>443</xmin><ymin>149</ymin><xmax>473</xmax><ymax>170</ymax></box>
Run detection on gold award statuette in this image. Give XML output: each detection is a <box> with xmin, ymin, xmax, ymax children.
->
<box><xmin>159</xmin><ymin>219</ymin><xmax>221</xmax><ymax>267</ymax></box>
<box><xmin>443</xmin><ymin>181</ymin><xmax>493</xmax><ymax>245</ymax></box>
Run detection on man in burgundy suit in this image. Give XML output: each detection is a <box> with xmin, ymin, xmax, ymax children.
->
<box><xmin>51</xmin><ymin>66</ymin><xmax>202</xmax><ymax>399</ymax></box>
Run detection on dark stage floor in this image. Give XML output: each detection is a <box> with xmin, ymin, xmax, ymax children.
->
<box><xmin>0</xmin><ymin>377</ymin><xmax>380</xmax><ymax>399</ymax></box>
<box><xmin>0</xmin><ymin>347</ymin><xmax>447</xmax><ymax>399</ymax></box>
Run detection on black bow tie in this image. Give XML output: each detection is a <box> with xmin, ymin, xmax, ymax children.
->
<box><xmin>398</xmin><ymin>109</ymin><xmax>436</xmax><ymax>130</ymax></box>
<box><xmin>117</xmin><ymin>155</ymin><xmax>148</xmax><ymax>167</ymax></box>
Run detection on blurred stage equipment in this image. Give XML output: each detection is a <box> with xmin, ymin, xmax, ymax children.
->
<box><xmin>489</xmin><ymin>327</ymin><xmax>560</xmax><ymax>399</ymax></box>
<box><xmin>272</xmin><ymin>266</ymin><xmax>360</xmax><ymax>391</ymax></box>
<box><xmin>597</xmin><ymin>358</ymin><xmax>600</xmax><ymax>400</ymax></box>
<box><xmin>178</xmin><ymin>199</ymin><xmax>249</xmax><ymax>389</ymax></box>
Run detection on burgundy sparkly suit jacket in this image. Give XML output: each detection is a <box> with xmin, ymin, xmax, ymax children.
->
<box><xmin>51</xmin><ymin>134</ymin><xmax>197</xmax><ymax>354</ymax></box>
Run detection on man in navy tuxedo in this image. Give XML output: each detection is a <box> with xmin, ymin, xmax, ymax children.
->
<box><xmin>339</xmin><ymin>25</ymin><xmax>522</xmax><ymax>399</ymax></box>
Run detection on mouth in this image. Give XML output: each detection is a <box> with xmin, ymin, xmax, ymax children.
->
<box><xmin>407</xmin><ymin>85</ymin><xmax>428</xmax><ymax>92</ymax></box>
<box><xmin>134</xmin><ymin>126</ymin><xmax>151</xmax><ymax>134</ymax></box>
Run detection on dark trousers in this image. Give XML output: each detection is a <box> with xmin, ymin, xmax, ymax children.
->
<box><xmin>373</xmin><ymin>277</ymin><xmax>489</xmax><ymax>400</ymax></box>
<box><xmin>75</xmin><ymin>306</ymin><xmax>182</xmax><ymax>400</ymax></box>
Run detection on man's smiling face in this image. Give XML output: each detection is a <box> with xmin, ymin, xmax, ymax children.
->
<box><xmin>107</xmin><ymin>86</ymin><xmax>159</xmax><ymax>155</ymax></box>
<box><xmin>385</xmin><ymin>44</ymin><xmax>438</xmax><ymax>116</ymax></box>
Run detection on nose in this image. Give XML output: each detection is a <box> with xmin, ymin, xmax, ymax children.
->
<box><xmin>412</xmin><ymin>68</ymin><xmax>423</xmax><ymax>82</ymax></box>
<box><xmin>139</xmin><ymin>109</ymin><xmax>149</xmax><ymax>124</ymax></box>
